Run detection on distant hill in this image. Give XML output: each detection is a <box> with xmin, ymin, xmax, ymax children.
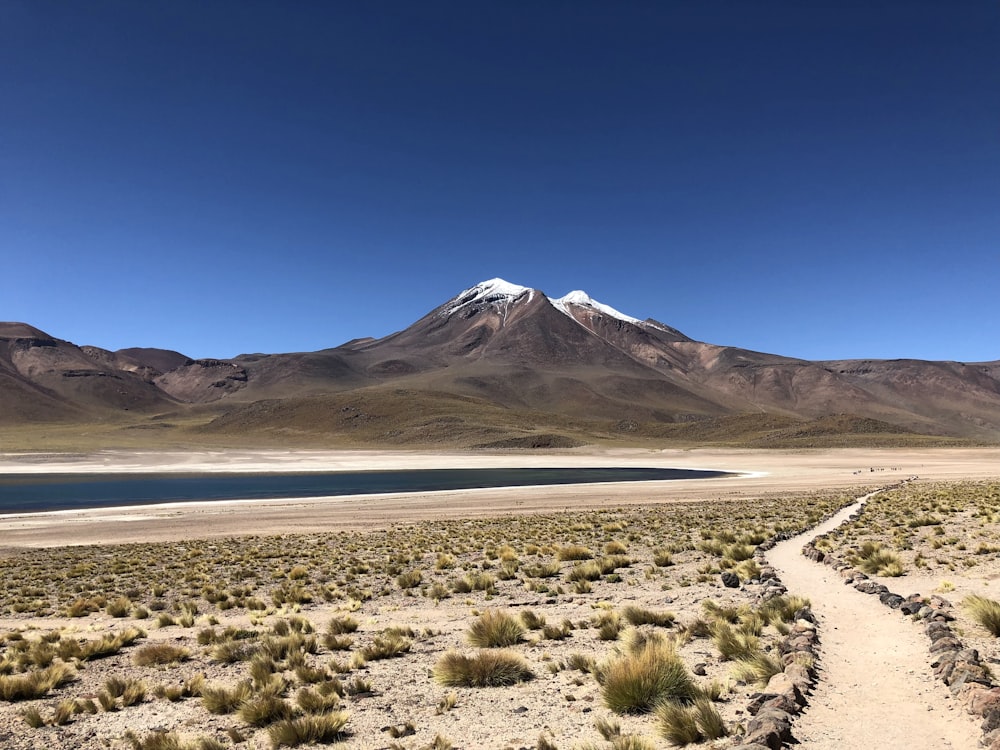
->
<box><xmin>2</xmin><ymin>279</ymin><xmax>997</xmax><ymax>448</ymax></box>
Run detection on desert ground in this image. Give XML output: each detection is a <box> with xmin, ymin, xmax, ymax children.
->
<box><xmin>1</xmin><ymin>447</ymin><xmax>999</xmax><ymax>750</ymax></box>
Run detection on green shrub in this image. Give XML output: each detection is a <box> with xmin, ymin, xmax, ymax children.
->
<box><xmin>396</xmin><ymin>570</ymin><xmax>423</xmax><ymax>589</ymax></box>
<box><xmin>238</xmin><ymin>694</ymin><xmax>294</xmax><ymax>727</ymax></box>
<box><xmin>326</xmin><ymin>616</ymin><xmax>359</xmax><ymax>635</ymax></box>
<box><xmin>657</xmin><ymin>697</ymin><xmax>727</xmax><ymax>746</ymax></box>
<box><xmin>520</xmin><ymin>610</ymin><xmax>546</xmax><ymax>630</ymax></box>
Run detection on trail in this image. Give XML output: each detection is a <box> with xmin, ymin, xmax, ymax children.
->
<box><xmin>767</xmin><ymin>491</ymin><xmax>982</xmax><ymax>749</ymax></box>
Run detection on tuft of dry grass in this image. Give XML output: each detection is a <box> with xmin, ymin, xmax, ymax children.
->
<box><xmin>964</xmin><ymin>594</ymin><xmax>1000</xmax><ymax>636</ymax></box>
<box><xmin>361</xmin><ymin>632</ymin><xmax>412</xmax><ymax>660</ymax></box>
<box><xmin>599</xmin><ymin>643</ymin><xmax>695</xmax><ymax>714</ymax></box>
<box><xmin>0</xmin><ymin>662</ymin><xmax>76</xmax><ymax>701</ymax></box>
<box><xmin>433</xmin><ymin>650</ymin><xmax>533</xmax><ymax>687</ymax></box>
<box><xmin>622</xmin><ymin>606</ymin><xmax>675</xmax><ymax>628</ymax></box>
<box><xmin>730</xmin><ymin>652</ymin><xmax>784</xmax><ymax>687</ymax></box>
<box><xmin>267</xmin><ymin>711</ymin><xmax>350</xmax><ymax>747</ymax></box>
<box><xmin>557</xmin><ymin>545</ymin><xmax>593</xmax><ymax>561</ymax></box>
<box><xmin>201</xmin><ymin>680</ymin><xmax>253</xmax><ymax>714</ymax></box>
<box><xmin>133</xmin><ymin>642</ymin><xmax>191</xmax><ymax>666</ymax></box>
<box><xmin>467</xmin><ymin>610</ymin><xmax>525</xmax><ymax>648</ymax></box>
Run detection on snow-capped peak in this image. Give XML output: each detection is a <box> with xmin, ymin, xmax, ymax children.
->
<box><xmin>552</xmin><ymin>290</ymin><xmax>643</xmax><ymax>326</ymax></box>
<box><xmin>442</xmin><ymin>278</ymin><xmax>534</xmax><ymax>316</ymax></box>
<box><xmin>467</xmin><ymin>278</ymin><xmax>532</xmax><ymax>300</ymax></box>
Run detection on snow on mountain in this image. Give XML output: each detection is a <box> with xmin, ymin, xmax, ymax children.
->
<box><xmin>440</xmin><ymin>278</ymin><xmax>660</xmax><ymax>333</ymax></box>
<box><xmin>551</xmin><ymin>290</ymin><xmax>644</xmax><ymax>326</ymax></box>
<box><xmin>441</xmin><ymin>278</ymin><xmax>534</xmax><ymax>317</ymax></box>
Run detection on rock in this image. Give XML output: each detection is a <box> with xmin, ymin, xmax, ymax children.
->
<box><xmin>781</xmin><ymin>650</ymin><xmax>814</xmax><ymax>669</ymax></box>
<box><xmin>956</xmin><ymin>648</ymin><xmax>981</xmax><ymax>662</ymax></box>
<box><xmin>932</xmin><ymin>653</ymin><xmax>958</xmax><ymax>681</ymax></box>
<box><xmin>926</xmin><ymin>621</ymin><xmax>954</xmax><ymax>639</ymax></box>
<box><xmin>784</xmin><ymin>663</ymin><xmax>812</xmax><ymax>692</ymax></box>
<box><xmin>948</xmin><ymin>664</ymin><xmax>992</xmax><ymax>693</ymax></box>
<box><xmin>969</xmin><ymin>687</ymin><xmax>1000</xmax><ymax>716</ymax></box>
<box><xmin>900</xmin><ymin>599</ymin><xmax>924</xmax><ymax>616</ymax></box>
<box><xmin>879</xmin><ymin>592</ymin><xmax>904</xmax><ymax>608</ymax></box>
<box><xmin>780</xmin><ymin>636</ymin><xmax>805</xmax><ymax>655</ymax></box>
<box><xmin>721</xmin><ymin>571</ymin><xmax>740</xmax><ymax>588</ymax></box>
<box><xmin>759</xmin><ymin>693</ymin><xmax>801</xmax><ymax>715</ymax></box>
<box><xmin>929</xmin><ymin>636</ymin><xmax>963</xmax><ymax>654</ymax></box>
<box><xmin>956</xmin><ymin>683</ymin><xmax>1000</xmax><ymax>716</ymax></box>
<box><xmin>793</xmin><ymin>606</ymin><xmax>816</xmax><ymax>624</ymax></box>
<box><xmin>983</xmin><ymin>706</ymin><xmax>1000</xmax><ymax>733</ymax></box>
<box><xmin>746</xmin><ymin>692</ymin><xmax>781</xmax><ymax>716</ymax></box>
<box><xmin>764</xmin><ymin>673</ymin><xmax>805</xmax><ymax>707</ymax></box>
<box><xmin>855</xmin><ymin>580</ymin><xmax>889</xmax><ymax>595</ymax></box>
<box><xmin>693</xmin><ymin>662</ymin><xmax>707</xmax><ymax>676</ymax></box>
<box><xmin>744</xmin><ymin>709</ymin><xmax>794</xmax><ymax>750</ymax></box>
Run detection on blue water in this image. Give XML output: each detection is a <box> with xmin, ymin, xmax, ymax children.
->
<box><xmin>0</xmin><ymin>467</ymin><xmax>728</xmax><ymax>513</ymax></box>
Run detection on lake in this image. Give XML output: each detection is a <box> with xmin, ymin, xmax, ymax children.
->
<box><xmin>0</xmin><ymin>467</ymin><xmax>729</xmax><ymax>513</ymax></box>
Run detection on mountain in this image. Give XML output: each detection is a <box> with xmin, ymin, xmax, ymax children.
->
<box><xmin>0</xmin><ymin>323</ymin><xmax>176</xmax><ymax>423</ymax></box>
<box><xmin>2</xmin><ymin>279</ymin><xmax>998</xmax><ymax>446</ymax></box>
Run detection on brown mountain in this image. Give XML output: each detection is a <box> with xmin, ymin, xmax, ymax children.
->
<box><xmin>0</xmin><ymin>323</ymin><xmax>175</xmax><ymax>423</ymax></box>
<box><xmin>2</xmin><ymin>279</ymin><xmax>998</xmax><ymax>446</ymax></box>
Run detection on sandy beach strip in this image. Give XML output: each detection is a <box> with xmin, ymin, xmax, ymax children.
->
<box><xmin>0</xmin><ymin>447</ymin><xmax>998</xmax><ymax>548</ymax></box>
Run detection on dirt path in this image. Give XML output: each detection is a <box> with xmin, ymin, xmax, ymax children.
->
<box><xmin>767</xmin><ymin>491</ymin><xmax>982</xmax><ymax>749</ymax></box>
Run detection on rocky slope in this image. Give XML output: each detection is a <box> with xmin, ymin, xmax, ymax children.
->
<box><xmin>2</xmin><ymin>279</ymin><xmax>998</xmax><ymax>442</ymax></box>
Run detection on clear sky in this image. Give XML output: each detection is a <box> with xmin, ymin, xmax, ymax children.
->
<box><xmin>2</xmin><ymin>1</ymin><xmax>997</xmax><ymax>362</ymax></box>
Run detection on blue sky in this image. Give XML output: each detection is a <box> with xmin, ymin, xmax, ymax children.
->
<box><xmin>2</xmin><ymin>1</ymin><xmax>997</xmax><ymax>362</ymax></box>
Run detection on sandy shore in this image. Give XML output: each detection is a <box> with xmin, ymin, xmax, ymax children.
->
<box><xmin>1</xmin><ymin>447</ymin><xmax>998</xmax><ymax>549</ymax></box>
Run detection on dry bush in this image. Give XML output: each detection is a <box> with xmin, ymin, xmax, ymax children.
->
<box><xmin>467</xmin><ymin>610</ymin><xmax>525</xmax><ymax>648</ymax></box>
<box><xmin>267</xmin><ymin>712</ymin><xmax>351</xmax><ymax>748</ymax></box>
<box><xmin>0</xmin><ymin>662</ymin><xmax>76</xmax><ymax>701</ymax></box>
<box><xmin>851</xmin><ymin>541</ymin><xmax>905</xmax><ymax>576</ymax></box>
<box><xmin>599</xmin><ymin>643</ymin><xmax>695</xmax><ymax>714</ymax></box>
<box><xmin>622</xmin><ymin>606</ymin><xmax>675</xmax><ymax>628</ymax></box>
<box><xmin>964</xmin><ymin>594</ymin><xmax>1000</xmax><ymax>636</ymax></box>
<box><xmin>433</xmin><ymin>650</ymin><xmax>533</xmax><ymax>687</ymax></box>
<box><xmin>557</xmin><ymin>545</ymin><xmax>594</xmax><ymax>561</ymax></box>
<box><xmin>133</xmin><ymin>643</ymin><xmax>190</xmax><ymax>667</ymax></box>
<box><xmin>361</xmin><ymin>632</ymin><xmax>411</xmax><ymax>660</ymax></box>
<box><xmin>730</xmin><ymin>652</ymin><xmax>784</xmax><ymax>687</ymax></box>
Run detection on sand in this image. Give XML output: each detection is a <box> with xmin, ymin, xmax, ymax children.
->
<box><xmin>769</xmin><ymin>493</ymin><xmax>982</xmax><ymax>750</ymax></box>
<box><xmin>2</xmin><ymin>447</ymin><xmax>998</xmax><ymax>549</ymax></box>
<box><xmin>1</xmin><ymin>447</ymin><xmax>999</xmax><ymax>749</ymax></box>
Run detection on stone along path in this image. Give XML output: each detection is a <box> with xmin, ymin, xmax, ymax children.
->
<box><xmin>766</xmin><ymin>492</ymin><xmax>982</xmax><ymax>749</ymax></box>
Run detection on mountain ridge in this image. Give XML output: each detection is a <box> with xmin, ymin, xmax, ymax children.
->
<box><xmin>2</xmin><ymin>278</ymin><xmax>998</xmax><ymax>446</ymax></box>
